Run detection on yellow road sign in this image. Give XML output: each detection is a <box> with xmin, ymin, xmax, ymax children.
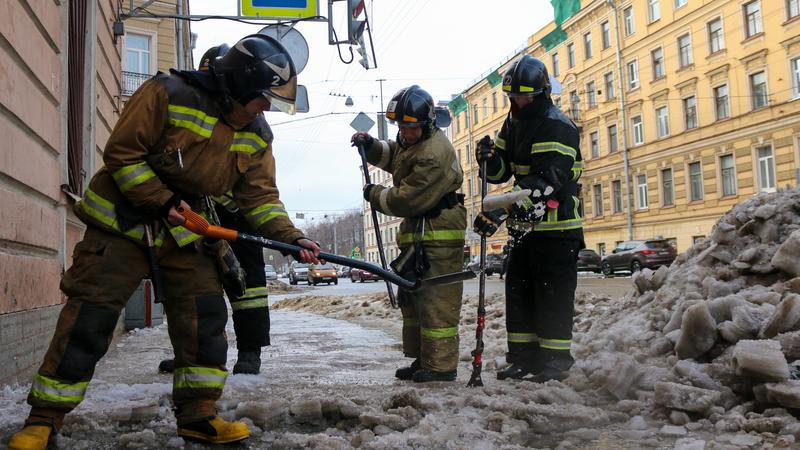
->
<box><xmin>240</xmin><ymin>0</ymin><xmax>319</xmax><ymax>19</ymax></box>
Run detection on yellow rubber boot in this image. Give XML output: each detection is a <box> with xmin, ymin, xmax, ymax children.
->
<box><xmin>7</xmin><ymin>425</ymin><xmax>52</xmax><ymax>450</ymax></box>
<box><xmin>177</xmin><ymin>416</ymin><xmax>249</xmax><ymax>444</ymax></box>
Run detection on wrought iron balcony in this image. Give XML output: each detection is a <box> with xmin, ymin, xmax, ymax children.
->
<box><xmin>122</xmin><ymin>71</ymin><xmax>151</xmax><ymax>96</ymax></box>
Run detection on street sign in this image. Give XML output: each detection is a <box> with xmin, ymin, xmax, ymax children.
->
<box><xmin>240</xmin><ymin>0</ymin><xmax>319</xmax><ymax>19</ymax></box>
<box><xmin>350</xmin><ymin>112</ymin><xmax>375</xmax><ymax>132</ymax></box>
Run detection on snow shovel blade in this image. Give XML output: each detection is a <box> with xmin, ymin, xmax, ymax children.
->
<box><xmin>419</xmin><ymin>270</ymin><xmax>476</xmax><ymax>287</ymax></box>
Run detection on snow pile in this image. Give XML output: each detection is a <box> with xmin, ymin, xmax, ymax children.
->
<box><xmin>268</xmin><ymin>279</ymin><xmax>303</xmax><ymax>294</ymax></box>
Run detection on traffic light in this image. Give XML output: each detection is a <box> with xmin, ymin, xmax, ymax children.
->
<box><xmin>347</xmin><ymin>0</ymin><xmax>366</xmax><ymax>44</ymax></box>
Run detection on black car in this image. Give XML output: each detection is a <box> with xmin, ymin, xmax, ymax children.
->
<box><xmin>601</xmin><ymin>239</ymin><xmax>677</xmax><ymax>276</ymax></box>
<box><xmin>576</xmin><ymin>249</ymin><xmax>602</xmax><ymax>273</ymax></box>
<box><xmin>466</xmin><ymin>253</ymin><xmax>505</xmax><ymax>276</ymax></box>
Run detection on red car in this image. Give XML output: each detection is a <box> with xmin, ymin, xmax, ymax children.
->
<box><xmin>350</xmin><ymin>267</ymin><xmax>382</xmax><ymax>283</ymax></box>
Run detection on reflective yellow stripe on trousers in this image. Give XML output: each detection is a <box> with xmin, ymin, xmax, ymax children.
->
<box><xmin>231</xmin><ymin>287</ymin><xmax>268</xmax><ymax>311</ymax></box>
<box><xmin>397</xmin><ymin>229</ymin><xmax>465</xmax><ymax>245</ymax></box>
<box><xmin>174</xmin><ymin>366</ymin><xmax>228</xmax><ymax>390</ymax></box>
<box><xmin>30</xmin><ymin>374</ymin><xmax>89</xmax><ymax>405</ymax></box>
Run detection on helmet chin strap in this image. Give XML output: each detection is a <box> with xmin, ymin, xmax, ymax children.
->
<box><xmin>212</xmin><ymin>69</ymin><xmax>234</xmax><ymax>114</ymax></box>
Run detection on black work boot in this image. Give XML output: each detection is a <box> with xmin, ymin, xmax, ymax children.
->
<box><xmin>496</xmin><ymin>363</ymin><xmax>537</xmax><ymax>380</ymax></box>
<box><xmin>395</xmin><ymin>359</ymin><xmax>421</xmax><ymax>380</ymax></box>
<box><xmin>232</xmin><ymin>349</ymin><xmax>262</xmax><ymax>375</ymax></box>
<box><xmin>158</xmin><ymin>359</ymin><xmax>175</xmax><ymax>373</ymax></box>
<box><xmin>412</xmin><ymin>369</ymin><xmax>457</xmax><ymax>383</ymax></box>
<box><xmin>530</xmin><ymin>357</ymin><xmax>573</xmax><ymax>383</ymax></box>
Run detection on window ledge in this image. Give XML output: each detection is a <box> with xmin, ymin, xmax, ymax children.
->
<box><xmin>783</xmin><ymin>15</ymin><xmax>800</xmax><ymax>27</ymax></box>
<box><xmin>719</xmin><ymin>194</ymin><xmax>738</xmax><ymax>200</ymax></box>
<box><xmin>688</xmin><ymin>200</ymin><xmax>705</xmax><ymax>205</ymax></box>
<box><xmin>676</xmin><ymin>63</ymin><xmax>695</xmax><ymax>73</ymax></box>
<box><xmin>707</xmin><ymin>49</ymin><xmax>727</xmax><ymax>60</ymax></box>
<box><xmin>741</xmin><ymin>32</ymin><xmax>765</xmax><ymax>46</ymax></box>
<box><xmin>650</xmin><ymin>76</ymin><xmax>667</xmax><ymax>85</ymax></box>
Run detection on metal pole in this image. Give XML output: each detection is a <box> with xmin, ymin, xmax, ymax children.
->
<box><xmin>356</xmin><ymin>142</ymin><xmax>398</xmax><ymax>308</ymax></box>
<box><xmin>608</xmin><ymin>0</ymin><xmax>633</xmax><ymax>240</ymax></box>
<box><xmin>467</xmin><ymin>159</ymin><xmax>488</xmax><ymax>387</ymax></box>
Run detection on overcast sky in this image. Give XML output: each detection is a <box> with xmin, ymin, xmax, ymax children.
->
<box><xmin>188</xmin><ymin>0</ymin><xmax>553</xmax><ymax>229</ymax></box>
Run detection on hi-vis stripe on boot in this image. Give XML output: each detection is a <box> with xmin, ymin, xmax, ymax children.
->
<box><xmin>507</xmin><ymin>332</ymin><xmax>539</xmax><ymax>343</ymax></box>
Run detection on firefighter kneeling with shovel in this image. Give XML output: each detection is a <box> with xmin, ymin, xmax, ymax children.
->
<box><xmin>8</xmin><ymin>34</ymin><xmax>321</xmax><ymax>449</ymax></box>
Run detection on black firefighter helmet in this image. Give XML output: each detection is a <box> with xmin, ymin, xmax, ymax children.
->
<box><xmin>214</xmin><ymin>34</ymin><xmax>298</xmax><ymax>114</ymax></box>
<box><xmin>385</xmin><ymin>85</ymin><xmax>436</xmax><ymax>128</ymax></box>
<box><xmin>502</xmin><ymin>54</ymin><xmax>551</xmax><ymax>98</ymax></box>
<box><xmin>198</xmin><ymin>44</ymin><xmax>230</xmax><ymax>72</ymax></box>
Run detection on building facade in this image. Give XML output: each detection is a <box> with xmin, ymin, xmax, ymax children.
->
<box><xmin>363</xmin><ymin>165</ymin><xmax>402</xmax><ymax>265</ymax></box>
<box><xmin>450</xmin><ymin>0</ymin><xmax>800</xmax><ymax>258</ymax></box>
<box><xmin>0</xmin><ymin>0</ymin><xmax>192</xmax><ymax>385</ymax></box>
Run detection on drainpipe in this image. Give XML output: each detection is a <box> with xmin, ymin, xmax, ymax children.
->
<box><xmin>608</xmin><ymin>0</ymin><xmax>633</xmax><ymax>240</ymax></box>
<box><xmin>176</xmin><ymin>0</ymin><xmax>184</xmax><ymax>70</ymax></box>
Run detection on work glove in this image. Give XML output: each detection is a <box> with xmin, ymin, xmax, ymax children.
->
<box><xmin>475</xmin><ymin>135</ymin><xmax>496</xmax><ymax>163</ymax></box>
<box><xmin>473</xmin><ymin>208</ymin><xmax>508</xmax><ymax>237</ymax></box>
<box><xmin>363</xmin><ymin>183</ymin><xmax>376</xmax><ymax>201</ymax></box>
<box><xmin>351</xmin><ymin>132</ymin><xmax>374</xmax><ymax>149</ymax></box>
<box><xmin>508</xmin><ymin>185</ymin><xmax>557</xmax><ymax>223</ymax></box>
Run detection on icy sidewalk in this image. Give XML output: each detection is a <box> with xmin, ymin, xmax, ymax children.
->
<box><xmin>0</xmin><ymin>309</ymin><xmax>401</xmax><ymax>449</ymax></box>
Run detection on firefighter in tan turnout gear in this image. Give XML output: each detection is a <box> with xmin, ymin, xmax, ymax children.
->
<box><xmin>353</xmin><ymin>85</ymin><xmax>467</xmax><ymax>383</ymax></box>
<box><xmin>8</xmin><ymin>34</ymin><xmax>321</xmax><ymax>450</ymax></box>
<box><xmin>474</xmin><ymin>55</ymin><xmax>584</xmax><ymax>383</ymax></box>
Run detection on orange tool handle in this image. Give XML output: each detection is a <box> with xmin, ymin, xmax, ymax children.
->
<box><xmin>177</xmin><ymin>207</ymin><xmax>239</xmax><ymax>241</ymax></box>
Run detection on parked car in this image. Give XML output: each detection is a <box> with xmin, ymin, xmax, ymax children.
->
<box><xmin>308</xmin><ymin>263</ymin><xmax>338</xmax><ymax>285</ymax></box>
<box><xmin>264</xmin><ymin>264</ymin><xmax>278</xmax><ymax>281</ymax></box>
<box><xmin>350</xmin><ymin>267</ymin><xmax>381</xmax><ymax>282</ymax></box>
<box><xmin>288</xmin><ymin>262</ymin><xmax>310</xmax><ymax>285</ymax></box>
<box><xmin>576</xmin><ymin>249</ymin><xmax>602</xmax><ymax>273</ymax></box>
<box><xmin>337</xmin><ymin>266</ymin><xmax>351</xmax><ymax>278</ymax></box>
<box><xmin>466</xmin><ymin>253</ymin><xmax>505</xmax><ymax>276</ymax></box>
<box><xmin>601</xmin><ymin>239</ymin><xmax>677</xmax><ymax>276</ymax></box>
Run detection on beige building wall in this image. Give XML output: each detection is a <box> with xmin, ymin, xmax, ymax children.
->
<box><xmin>450</xmin><ymin>0</ymin><xmax>800</xmax><ymax>259</ymax></box>
<box><xmin>363</xmin><ymin>166</ymin><xmax>401</xmax><ymax>265</ymax></box>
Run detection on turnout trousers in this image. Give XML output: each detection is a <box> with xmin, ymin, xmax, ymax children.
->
<box><xmin>25</xmin><ymin>225</ymin><xmax>228</xmax><ymax>430</ymax></box>
<box><xmin>505</xmin><ymin>235</ymin><xmax>581</xmax><ymax>369</ymax></box>
<box><xmin>398</xmin><ymin>245</ymin><xmax>464</xmax><ymax>373</ymax></box>
<box><xmin>215</xmin><ymin>205</ymin><xmax>270</xmax><ymax>350</ymax></box>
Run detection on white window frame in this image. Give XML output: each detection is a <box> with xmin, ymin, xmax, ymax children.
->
<box><xmin>714</xmin><ymin>83</ymin><xmax>730</xmax><ymax>120</ymax></box>
<box><xmin>656</xmin><ymin>106</ymin><xmax>670</xmax><ymax>138</ymax></box>
<box><xmin>661</xmin><ymin>168</ymin><xmax>674</xmax><ymax>206</ymax></box>
<box><xmin>750</xmin><ymin>70</ymin><xmax>768</xmax><ymax>110</ymax></box>
<box><xmin>688</xmin><ymin>161</ymin><xmax>704</xmax><ymax>201</ymax></box>
<box><xmin>608</xmin><ymin>124</ymin><xmax>618</xmax><ymax>153</ymax></box>
<box><xmin>789</xmin><ymin>0</ymin><xmax>800</xmax><ymax>20</ymax></box>
<box><xmin>623</xmin><ymin>6</ymin><xmax>635</xmax><ymax>35</ymax></box>
<box><xmin>124</xmin><ymin>28</ymin><xmax>157</xmax><ymax>75</ymax></box>
<box><xmin>586</xmin><ymin>81</ymin><xmax>597</xmax><ymax>108</ymax></box>
<box><xmin>612</xmin><ymin>179</ymin><xmax>623</xmax><ymax>213</ymax></box>
<box><xmin>605</xmin><ymin>72</ymin><xmax>615</xmax><ymax>100</ymax></box>
<box><xmin>636</xmin><ymin>174</ymin><xmax>649</xmax><ymax>210</ymax></box>
<box><xmin>631</xmin><ymin>115</ymin><xmax>644</xmax><ymax>145</ymax></box>
<box><xmin>482</xmin><ymin>97</ymin><xmax>488</xmax><ymax>119</ymax></box>
<box><xmin>719</xmin><ymin>153</ymin><xmax>737</xmax><ymax>197</ymax></box>
<box><xmin>675</xmin><ymin>0</ymin><xmax>687</xmax><ymax>9</ymax></box>
<box><xmin>590</xmin><ymin>130</ymin><xmax>600</xmax><ymax>158</ymax></box>
<box><xmin>552</xmin><ymin>53</ymin><xmax>560</xmax><ymax>77</ymax></box>
<box><xmin>707</xmin><ymin>17</ymin><xmax>724</xmax><ymax>54</ymax></box>
<box><xmin>627</xmin><ymin>59</ymin><xmax>640</xmax><ymax>89</ymax></box>
<box><xmin>651</xmin><ymin>47</ymin><xmax>665</xmax><ymax>79</ymax></box>
<box><xmin>683</xmin><ymin>95</ymin><xmax>697</xmax><ymax>130</ymax></box>
<box><xmin>593</xmin><ymin>184</ymin><xmax>604</xmax><ymax>217</ymax></box>
<box><xmin>677</xmin><ymin>33</ymin><xmax>693</xmax><ymax>68</ymax></box>
<box><xmin>648</xmin><ymin>0</ymin><xmax>661</xmax><ymax>22</ymax></box>
<box><xmin>791</xmin><ymin>57</ymin><xmax>800</xmax><ymax>98</ymax></box>
<box><xmin>743</xmin><ymin>0</ymin><xmax>762</xmax><ymax>38</ymax></box>
<box><xmin>756</xmin><ymin>144</ymin><xmax>776</xmax><ymax>192</ymax></box>
<box><xmin>567</xmin><ymin>43</ymin><xmax>576</xmax><ymax>68</ymax></box>
<box><xmin>601</xmin><ymin>21</ymin><xmax>611</xmax><ymax>49</ymax></box>
<box><xmin>584</xmin><ymin>32</ymin><xmax>593</xmax><ymax>59</ymax></box>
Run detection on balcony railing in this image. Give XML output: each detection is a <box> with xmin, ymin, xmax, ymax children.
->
<box><xmin>122</xmin><ymin>71</ymin><xmax>151</xmax><ymax>96</ymax></box>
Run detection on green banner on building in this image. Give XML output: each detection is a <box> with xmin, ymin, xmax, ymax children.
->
<box><xmin>552</xmin><ymin>0</ymin><xmax>580</xmax><ymax>27</ymax></box>
<box><xmin>448</xmin><ymin>94</ymin><xmax>468</xmax><ymax>116</ymax></box>
<box><xmin>540</xmin><ymin>26</ymin><xmax>568</xmax><ymax>51</ymax></box>
<box><xmin>486</xmin><ymin>70</ymin><xmax>503</xmax><ymax>87</ymax></box>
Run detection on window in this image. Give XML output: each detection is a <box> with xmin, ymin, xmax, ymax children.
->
<box><xmin>482</xmin><ymin>97</ymin><xmax>488</xmax><ymax>119</ymax></box>
<box><xmin>465</xmin><ymin>108</ymin><xmax>470</xmax><ymax>128</ymax></box>
<box><xmin>683</xmin><ymin>96</ymin><xmax>697</xmax><ymax>129</ymax></box>
<box><xmin>675</xmin><ymin>0</ymin><xmax>687</xmax><ymax>8</ymax></box>
<box><xmin>570</xmin><ymin>90</ymin><xmax>580</xmax><ymax>119</ymax></box>
<box><xmin>584</xmin><ymin>32</ymin><xmax>593</xmax><ymax>59</ymax></box>
<box><xmin>720</xmin><ymin>154</ymin><xmax>737</xmax><ymax>196</ymax></box>
<box><xmin>631</xmin><ymin>115</ymin><xmax>644</xmax><ymax>145</ymax></box>
<box><xmin>502</xmin><ymin>94</ymin><xmax>507</xmax><ymax>108</ymax></box>
<box><xmin>648</xmin><ymin>0</ymin><xmax>661</xmax><ymax>22</ymax></box>
<box><xmin>656</xmin><ymin>106</ymin><xmax>669</xmax><ymax>138</ymax></box>
<box><xmin>678</xmin><ymin>34</ymin><xmax>693</xmax><ymax>68</ymax></box>
<box><xmin>636</xmin><ymin>174</ymin><xmax>649</xmax><ymax>209</ymax></box>
<box><xmin>593</xmin><ymin>184</ymin><xmax>604</xmax><ymax>217</ymax></box>
<box><xmin>651</xmin><ymin>48</ymin><xmax>664</xmax><ymax>79</ymax></box>
<box><xmin>627</xmin><ymin>60</ymin><xmax>639</xmax><ymax>89</ymax></box>
<box><xmin>597</xmin><ymin>243</ymin><xmax>606</xmax><ymax>257</ymax></box>
<box><xmin>568</xmin><ymin>43</ymin><xmax>575</xmax><ymax>68</ymax></box>
<box><xmin>455</xmin><ymin>114</ymin><xmax>461</xmax><ymax>134</ymax></box>
<box><xmin>789</xmin><ymin>0</ymin><xmax>800</xmax><ymax>20</ymax></box>
<box><xmin>792</xmin><ymin>57</ymin><xmax>800</xmax><ymax>98</ymax></box>
<box><xmin>750</xmin><ymin>71</ymin><xmax>768</xmax><ymax>109</ymax></box>
<box><xmin>492</xmin><ymin>92</ymin><xmax>498</xmax><ymax>113</ymax></box>
<box><xmin>714</xmin><ymin>84</ymin><xmax>730</xmax><ymax>120</ymax></box>
<box><xmin>125</xmin><ymin>33</ymin><xmax>151</xmax><ymax>74</ymax></box>
<box><xmin>661</xmin><ymin>168</ymin><xmax>674</xmax><ymax>206</ymax></box>
<box><xmin>623</xmin><ymin>6</ymin><xmax>635</xmax><ymax>35</ymax></box>
<box><xmin>708</xmin><ymin>18</ymin><xmax>724</xmax><ymax>54</ymax></box>
<box><xmin>590</xmin><ymin>131</ymin><xmax>599</xmax><ymax>158</ymax></box>
<box><xmin>586</xmin><ymin>81</ymin><xmax>597</xmax><ymax>108</ymax></box>
<box><xmin>744</xmin><ymin>1</ymin><xmax>762</xmax><ymax>38</ymax></box>
<box><xmin>473</xmin><ymin>104</ymin><xmax>479</xmax><ymax>124</ymax></box>
<box><xmin>612</xmin><ymin>180</ymin><xmax>623</xmax><ymax>213</ymax></box>
<box><xmin>757</xmin><ymin>145</ymin><xmax>776</xmax><ymax>192</ymax></box>
<box><xmin>552</xmin><ymin>53</ymin><xmax>560</xmax><ymax>77</ymax></box>
<box><xmin>689</xmin><ymin>161</ymin><xmax>703</xmax><ymax>201</ymax></box>
<box><xmin>601</xmin><ymin>21</ymin><xmax>611</xmax><ymax>49</ymax></box>
<box><xmin>608</xmin><ymin>124</ymin><xmax>618</xmax><ymax>152</ymax></box>
<box><xmin>604</xmin><ymin>72</ymin><xmax>615</xmax><ymax>100</ymax></box>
